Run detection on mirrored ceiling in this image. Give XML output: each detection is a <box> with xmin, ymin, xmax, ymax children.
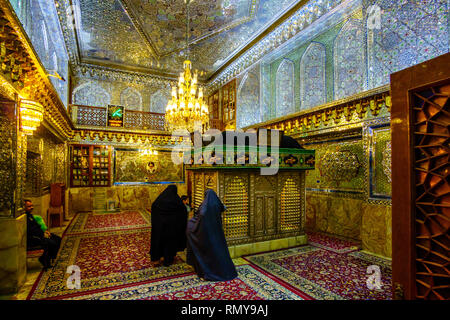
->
<box><xmin>69</xmin><ymin>0</ymin><xmax>302</xmax><ymax>78</ymax></box>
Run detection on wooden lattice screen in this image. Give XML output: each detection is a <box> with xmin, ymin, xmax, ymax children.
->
<box><xmin>391</xmin><ymin>53</ymin><xmax>449</xmax><ymax>300</ymax></box>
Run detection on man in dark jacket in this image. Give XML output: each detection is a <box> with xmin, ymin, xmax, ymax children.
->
<box><xmin>25</xmin><ymin>199</ymin><xmax>61</xmax><ymax>269</ymax></box>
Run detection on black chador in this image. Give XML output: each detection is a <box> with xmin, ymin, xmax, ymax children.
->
<box><xmin>150</xmin><ymin>185</ymin><xmax>187</xmax><ymax>266</ymax></box>
<box><xmin>186</xmin><ymin>189</ymin><xmax>238</xmax><ymax>281</ymax></box>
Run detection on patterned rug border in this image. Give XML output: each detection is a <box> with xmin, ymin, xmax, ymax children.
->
<box><xmin>308</xmin><ymin>242</ymin><xmax>360</xmax><ymax>254</ymax></box>
<box><xmin>32</xmin><ymin>259</ymin><xmax>253</xmax><ymax>300</ymax></box>
<box><xmin>27</xmin><ymin>228</ymin><xmax>193</xmax><ymax>300</ymax></box>
<box><xmin>348</xmin><ymin>251</ymin><xmax>392</xmax><ymax>267</ymax></box>
<box><xmin>245</xmin><ymin>246</ymin><xmax>342</xmax><ymax>300</ymax></box>
<box><xmin>64</xmin><ymin>210</ymin><xmax>151</xmax><ymax>235</ymax></box>
<box><xmin>62</xmin><ymin>265</ymin><xmax>306</xmax><ymax>300</ymax></box>
<box><xmin>244</xmin><ymin>245</ymin><xmax>392</xmax><ymax>300</ymax></box>
<box><xmin>306</xmin><ymin>232</ymin><xmax>361</xmax><ymax>254</ymax></box>
<box><xmin>39</xmin><ymin>270</ymin><xmax>194</xmax><ymax>300</ymax></box>
<box><xmin>247</xmin><ymin>262</ymin><xmax>314</xmax><ymax>300</ymax></box>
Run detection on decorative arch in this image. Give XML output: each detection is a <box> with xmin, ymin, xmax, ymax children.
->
<box><xmin>72</xmin><ymin>81</ymin><xmax>111</xmax><ymax>107</ymax></box>
<box><xmin>150</xmin><ymin>88</ymin><xmax>170</xmax><ymax>114</ymax></box>
<box><xmin>120</xmin><ymin>87</ymin><xmax>142</xmax><ymax>111</ymax></box>
<box><xmin>237</xmin><ymin>69</ymin><xmax>261</xmax><ymax>128</ymax></box>
<box><xmin>334</xmin><ymin>19</ymin><xmax>365</xmax><ymax>100</ymax></box>
<box><xmin>275</xmin><ymin>58</ymin><xmax>295</xmax><ymax>118</ymax></box>
<box><xmin>300</xmin><ymin>42</ymin><xmax>326</xmax><ymax>110</ymax></box>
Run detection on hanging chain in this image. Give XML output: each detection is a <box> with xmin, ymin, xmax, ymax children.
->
<box><xmin>185</xmin><ymin>0</ymin><xmax>190</xmax><ymax>61</ymax></box>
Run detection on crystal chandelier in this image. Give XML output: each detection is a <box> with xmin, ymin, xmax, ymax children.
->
<box><xmin>19</xmin><ymin>99</ymin><xmax>44</xmax><ymax>135</ymax></box>
<box><xmin>165</xmin><ymin>0</ymin><xmax>209</xmax><ymax>133</ymax></box>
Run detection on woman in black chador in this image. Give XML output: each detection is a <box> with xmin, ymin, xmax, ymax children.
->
<box><xmin>186</xmin><ymin>189</ymin><xmax>238</xmax><ymax>281</ymax></box>
<box><xmin>150</xmin><ymin>185</ymin><xmax>187</xmax><ymax>266</ymax></box>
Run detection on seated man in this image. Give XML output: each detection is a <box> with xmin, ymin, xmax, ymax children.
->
<box><xmin>25</xmin><ymin>199</ymin><xmax>61</xmax><ymax>269</ymax></box>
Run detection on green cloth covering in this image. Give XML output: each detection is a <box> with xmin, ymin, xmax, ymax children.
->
<box><xmin>33</xmin><ymin>215</ymin><xmax>47</xmax><ymax>232</ymax></box>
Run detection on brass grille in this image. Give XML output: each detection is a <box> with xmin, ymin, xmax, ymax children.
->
<box><xmin>223</xmin><ymin>177</ymin><xmax>249</xmax><ymax>239</ymax></box>
<box><xmin>193</xmin><ymin>174</ymin><xmax>204</xmax><ymax>211</ymax></box>
<box><xmin>77</xmin><ymin>105</ymin><xmax>107</xmax><ymax>127</ymax></box>
<box><xmin>280</xmin><ymin>178</ymin><xmax>301</xmax><ymax>232</ymax></box>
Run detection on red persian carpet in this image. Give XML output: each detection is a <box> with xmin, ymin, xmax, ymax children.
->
<box><xmin>245</xmin><ymin>246</ymin><xmax>392</xmax><ymax>300</ymax></box>
<box><xmin>65</xmin><ymin>210</ymin><xmax>150</xmax><ymax>235</ymax></box>
<box><xmin>62</xmin><ymin>265</ymin><xmax>308</xmax><ymax>300</ymax></box>
<box><xmin>27</xmin><ymin>228</ymin><xmax>192</xmax><ymax>300</ymax></box>
<box><xmin>306</xmin><ymin>231</ymin><xmax>360</xmax><ymax>253</ymax></box>
<box><xmin>29</xmin><ymin>210</ymin><xmax>392</xmax><ymax>300</ymax></box>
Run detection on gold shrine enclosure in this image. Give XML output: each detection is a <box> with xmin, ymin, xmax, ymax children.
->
<box><xmin>187</xmin><ymin>143</ymin><xmax>316</xmax><ymax>257</ymax></box>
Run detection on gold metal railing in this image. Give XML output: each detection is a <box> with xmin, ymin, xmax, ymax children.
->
<box><xmin>69</xmin><ymin>104</ymin><xmax>166</xmax><ymax>131</ymax></box>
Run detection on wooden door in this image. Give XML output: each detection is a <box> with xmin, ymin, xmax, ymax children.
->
<box><xmin>391</xmin><ymin>52</ymin><xmax>449</xmax><ymax>300</ymax></box>
<box><xmin>254</xmin><ymin>175</ymin><xmax>277</xmax><ymax>237</ymax></box>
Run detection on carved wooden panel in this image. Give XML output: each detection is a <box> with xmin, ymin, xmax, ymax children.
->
<box><xmin>254</xmin><ymin>194</ymin><xmax>277</xmax><ymax>237</ymax></box>
<box><xmin>265</xmin><ymin>195</ymin><xmax>277</xmax><ymax>235</ymax></box>
<box><xmin>412</xmin><ymin>83</ymin><xmax>449</xmax><ymax>300</ymax></box>
<box><xmin>391</xmin><ymin>53</ymin><xmax>450</xmax><ymax>300</ymax></box>
<box><xmin>255</xmin><ymin>175</ymin><xmax>277</xmax><ymax>192</ymax></box>
<box><xmin>255</xmin><ymin>196</ymin><xmax>264</xmax><ymax>236</ymax></box>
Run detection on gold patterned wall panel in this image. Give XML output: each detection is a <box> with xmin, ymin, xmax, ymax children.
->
<box><xmin>15</xmin><ymin>133</ymin><xmax>27</xmax><ymax>213</ymax></box>
<box><xmin>25</xmin><ymin>152</ymin><xmax>42</xmax><ymax>196</ymax></box>
<box><xmin>364</xmin><ymin>122</ymin><xmax>391</xmax><ymax>200</ymax></box>
<box><xmin>114</xmin><ymin>149</ymin><xmax>184</xmax><ymax>184</ymax></box>
<box><xmin>55</xmin><ymin>143</ymin><xmax>67</xmax><ymax>184</ymax></box>
<box><xmin>223</xmin><ymin>174</ymin><xmax>249</xmax><ymax>240</ymax></box>
<box><xmin>42</xmin><ymin>138</ymin><xmax>56</xmax><ymax>188</ymax></box>
<box><xmin>0</xmin><ymin>101</ymin><xmax>16</xmax><ymax>216</ymax></box>
<box><xmin>304</xmin><ymin>138</ymin><xmax>365</xmax><ymax>194</ymax></box>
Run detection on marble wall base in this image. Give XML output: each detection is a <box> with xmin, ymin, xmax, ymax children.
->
<box><xmin>229</xmin><ymin>235</ymin><xmax>308</xmax><ymax>259</ymax></box>
<box><xmin>361</xmin><ymin>203</ymin><xmax>392</xmax><ymax>258</ymax></box>
<box><xmin>305</xmin><ymin>192</ymin><xmax>392</xmax><ymax>258</ymax></box>
<box><xmin>68</xmin><ymin>183</ymin><xmax>187</xmax><ymax>214</ymax></box>
<box><xmin>306</xmin><ymin>193</ymin><xmax>364</xmax><ymax>240</ymax></box>
<box><xmin>0</xmin><ymin>214</ymin><xmax>27</xmax><ymax>294</ymax></box>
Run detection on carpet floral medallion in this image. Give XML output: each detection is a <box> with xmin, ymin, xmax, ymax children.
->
<box><xmin>306</xmin><ymin>232</ymin><xmax>360</xmax><ymax>254</ymax></box>
<box><xmin>65</xmin><ymin>210</ymin><xmax>150</xmax><ymax>235</ymax></box>
<box><xmin>27</xmin><ymin>228</ymin><xmax>193</xmax><ymax>300</ymax></box>
<box><xmin>64</xmin><ymin>265</ymin><xmax>307</xmax><ymax>300</ymax></box>
<box><xmin>245</xmin><ymin>246</ymin><xmax>392</xmax><ymax>300</ymax></box>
